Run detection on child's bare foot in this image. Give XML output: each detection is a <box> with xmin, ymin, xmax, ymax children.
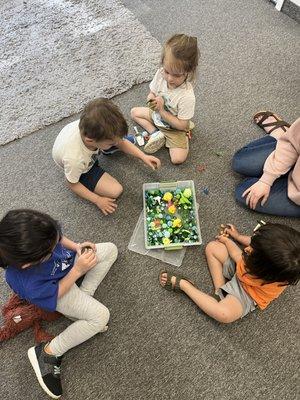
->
<box><xmin>253</xmin><ymin>111</ymin><xmax>290</xmax><ymax>138</ymax></box>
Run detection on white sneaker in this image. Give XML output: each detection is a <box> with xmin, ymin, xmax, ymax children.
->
<box><xmin>144</xmin><ymin>130</ymin><xmax>165</xmax><ymax>154</ymax></box>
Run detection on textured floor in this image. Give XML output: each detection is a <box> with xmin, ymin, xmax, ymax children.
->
<box><xmin>0</xmin><ymin>0</ymin><xmax>160</xmax><ymax>144</ymax></box>
<box><xmin>0</xmin><ymin>1</ymin><xmax>299</xmax><ymax>399</ymax></box>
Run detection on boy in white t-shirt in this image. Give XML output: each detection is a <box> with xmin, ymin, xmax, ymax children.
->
<box><xmin>52</xmin><ymin>98</ymin><xmax>161</xmax><ymax>215</ymax></box>
<box><xmin>131</xmin><ymin>34</ymin><xmax>200</xmax><ymax>164</ymax></box>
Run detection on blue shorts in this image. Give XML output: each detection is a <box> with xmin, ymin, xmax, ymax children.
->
<box><xmin>79</xmin><ymin>162</ymin><xmax>106</xmax><ymax>192</ymax></box>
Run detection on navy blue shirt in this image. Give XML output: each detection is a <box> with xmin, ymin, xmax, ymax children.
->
<box><xmin>5</xmin><ymin>243</ymin><xmax>76</xmax><ymax>312</ymax></box>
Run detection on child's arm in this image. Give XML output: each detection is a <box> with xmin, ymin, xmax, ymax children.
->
<box><xmin>67</xmin><ymin>181</ymin><xmax>117</xmax><ymax>215</ymax></box>
<box><xmin>58</xmin><ymin>251</ymin><xmax>97</xmax><ymax>298</ymax></box>
<box><xmin>60</xmin><ymin>236</ymin><xmax>96</xmax><ymax>254</ymax></box>
<box><xmin>60</xmin><ymin>236</ymin><xmax>80</xmax><ymax>252</ymax></box>
<box><xmin>117</xmin><ymin>139</ymin><xmax>161</xmax><ymax>170</ymax></box>
<box><xmin>216</xmin><ymin>236</ymin><xmax>243</xmax><ymax>263</ymax></box>
<box><xmin>159</xmin><ymin>109</ymin><xmax>189</xmax><ymax>131</ymax></box>
<box><xmin>224</xmin><ymin>224</ymin><xmax>251</xmax><ymax>247</ymax></box>
<box><xmin>154</xmin><ymin>96</ymin><xmax>189</xmax><ymax>131</ymax></box>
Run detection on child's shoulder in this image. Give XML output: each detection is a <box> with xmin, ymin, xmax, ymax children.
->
<box><xmin>58</xmin><ymin>119</ymin><xmax>80</xmax><ymax>138</ymax></box>
<box><xmin>183</xmin><ymin>81</ymin><xmax>195</xmax><ymax>94</ymax></box>
<box><xmin>53</xmin><ymin>119</ymin><xmax>81</xmax><ymax>150</ymax></box>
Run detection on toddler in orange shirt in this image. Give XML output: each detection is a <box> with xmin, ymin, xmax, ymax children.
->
<box><xmin>159</xmin><ymin>222</ymin><xmax>300</xmax><ymax>323</ymax></box>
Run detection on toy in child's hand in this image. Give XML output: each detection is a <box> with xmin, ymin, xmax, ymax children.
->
<box><xmin>81</xmin><ymin>246</ymin><xmax>94</xmax><ymax>254</ymax></box>
<box><xmin>218</xmin><ymin>224</ymin><xmax>229</xmax><ymax>237</ymax></box>
<box><xmin>147</xmin><ymin>99</ymin><xmax>156</xmax><ymax>111</ymax></box>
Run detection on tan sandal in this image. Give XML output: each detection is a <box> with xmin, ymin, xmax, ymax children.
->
<box><xmin>253</xmin><ymin>111</ymin><xmax>290</xmax><ymax>134</ymax></box>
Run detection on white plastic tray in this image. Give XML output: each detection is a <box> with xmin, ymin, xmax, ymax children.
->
<box><xmin>128</xmin><ymin>210</ymin><xmax>187</xmax><ymax>267</ymax></box>
<box><xmin>143</xmin><ymin>180</ymin><xmax>202</xmax><ymax>250</ymax></box>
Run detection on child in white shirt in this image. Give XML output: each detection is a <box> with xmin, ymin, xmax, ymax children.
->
<box><xmin>131</xmin><ymin>34</ymin><xmax>200</xmax><ymax>164</ymax></box>
<box><xmin>53</xmin><ymin>98</ymin><xmax>160</xmax><ymax>215</ymax></box>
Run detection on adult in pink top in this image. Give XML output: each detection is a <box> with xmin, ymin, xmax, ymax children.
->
<box><xmin>233</xmin><ymin>117</ymin><xmax>300</xmax><ymax>217</ymax></box>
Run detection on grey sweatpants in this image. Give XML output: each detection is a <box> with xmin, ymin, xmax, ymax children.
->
<box><xmin>49</xmin><ymin>242</ymin><xmax>118</xmax><ymax>356</ymax></box>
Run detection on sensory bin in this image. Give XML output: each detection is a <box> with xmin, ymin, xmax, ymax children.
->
<box><xmin>143</xmin><ymin>181</ymin><xmax>202</xmax><ymax>249</ymax></box>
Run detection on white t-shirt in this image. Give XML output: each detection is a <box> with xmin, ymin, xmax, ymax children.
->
<box><xmin>149</xmin><ymin>68</ymin><xmax>195</xmax><ymax>129</ymax></box>
<box><xmin>52</xmin><ymin>120</ymin><xmax>99</xmax><ymax>183</ymax></box>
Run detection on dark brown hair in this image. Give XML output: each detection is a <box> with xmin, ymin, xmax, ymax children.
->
<box><xmin>79</xmin><ymin>98</ymin><xmax>128</xmax><ymax>141</ymax></box>
<box><xmin>242</xmin><ymin>223</ymin><xmax>300</xmax><ymax>286</ymax></box>
<box><xmin>161</xmin><ymin>34</ymin><xmax>200</xmax><ymax>82</ymax></box>
<box><xmin>0</xmin><ymin>209</ymin><xmax>61</xmax><ymax>269</ymax></box>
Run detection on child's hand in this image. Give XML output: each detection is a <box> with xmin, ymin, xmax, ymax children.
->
<box><xmin>215</xmin><ymin>234</ymin><xmax>230</xmax><ymax>244</ymax></box>
<box><xmin>74</xmin><ymin>251</ymin><xmax>97</xmax><ymax>275</ymax></box>
<box><xmin>143</xmin><ymin>155</ymin><xmax>161</xmax><ymax>170</ymax></box>
<box><xmin>78</xmin><ymin>242</ymin><xmax>96</xmax><ymax>255</ymax></box>
<box><xmin>242</xmin><ymin>181</ymin><xmax>270</xmax><ymax>209</ymax></box>
<box><xmin>95</xmin><ymin>196</ymin><xmax>117</xmax><ymax>216</ymax></box>
<box><xmin>223</xmin><ymin>224</ymin><xmax>240</xmax><ymax>240</ymax></box>
<box><xmin>154</xmin><ymin>96</ymin><xmax>164</xmax><ymax>112</ymax></box>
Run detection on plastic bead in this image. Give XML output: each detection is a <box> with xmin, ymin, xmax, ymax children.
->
<box><xmin>162</xmin><ymin>237</ymin><xmax>171</xmax><ymax>245</ymax></box>
<box><xmin>163</xmin><ymin>192</ymin><xmax>173</xmax><ymax>202</ymax></box>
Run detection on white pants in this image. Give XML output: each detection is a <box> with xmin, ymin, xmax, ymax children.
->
<box><xmin>49</xmin><ymin>242</ymin><xmax>118</xmax><ymax>356</ymax></box>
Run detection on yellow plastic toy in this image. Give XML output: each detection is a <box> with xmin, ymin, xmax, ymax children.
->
<box><xmin>172</xmin><ymin>218</ymin><xmax>182</xmax><ymax>228</ymax></box>
<box><xmin>163</xmin><ymin>192</ymin><xmax>173</xmax><ymax>202</ymax></box>
<box><xmin>162</xmin><ymin>237</ymin><xmax>171</xmax><ymax>246</ymax></box>
<box><xmin>168</xmin><ymin>205</ymin><xmax>176</xmax><ymax>214</ymax></box>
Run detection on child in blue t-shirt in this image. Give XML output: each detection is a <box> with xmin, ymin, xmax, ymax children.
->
<box><xmin>0</xmin><ymin>209</ymin><xmax>118</xmax><ymax>399</ymax></box>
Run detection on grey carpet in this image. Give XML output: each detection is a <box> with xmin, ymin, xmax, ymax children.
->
<box><xmin>0</xmin><ymin>0</ymin><xmax>300</xmax><ymax>399</ymax></box>
<box><xmin>0</xmin><ymin>0</ymin><xmax>160</xmax><ymax>145</ymax></box>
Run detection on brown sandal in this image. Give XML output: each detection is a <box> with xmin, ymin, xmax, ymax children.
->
<box><xmin>253</xmin><ymin>111</ymin><xmax>290</xmax><ymax>134</ymax></box>
<box><xmin>159</xmin><ymin>269</ymin><xmax>196</xmax><ymax>293</ymax></box>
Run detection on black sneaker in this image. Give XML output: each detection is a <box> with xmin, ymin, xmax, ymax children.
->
<box><xmin>28</xmin><ymin>343</ymin><xmax>63</xmax><ymax>399</ymax></box>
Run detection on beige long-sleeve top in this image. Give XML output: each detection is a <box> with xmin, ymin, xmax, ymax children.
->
<box><xmin>259</xmin><ymin>118</ymin><xmax>300</xmax><ymax>206</ymax></box>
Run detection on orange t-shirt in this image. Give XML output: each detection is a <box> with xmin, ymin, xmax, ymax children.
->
<box><xmin>236</xmin><ymin>258</ymin><xmax>287</xmax><ymax>310</ymax></box>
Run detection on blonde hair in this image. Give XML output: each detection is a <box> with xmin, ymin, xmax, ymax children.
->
<box><xmin>161</xmin><ymin>34</ymin><xmax>200</xmax><ymax>82</ymax></box>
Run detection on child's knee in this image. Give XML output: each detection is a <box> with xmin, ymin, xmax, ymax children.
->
<box><xmin>205</xmin><ymin>240</ymin><xmax>222</xmax><ymax>256</ymax></box>
<box><xmin>107</xmin><ymin>242</ymin><xmax>118</xmax><ymax>262</ymax></box>
<box><xmin>170</xmin><ymin>153</ymin><xmax>187</xmax><ymax>165</ymax></box>
<box><xmin>232</xmin><ymin>151</ymin><xmax>242</xmax><ymax>173</ymax></box>
<box><xmin>112</xmin><ymin>182</ymin><xmax>123</xmax><ymax>198</ymax></box>
<box><xmin>92</xmin><ymin>305</ymin><xmax>110</xmax><ymax>332</ymax></box>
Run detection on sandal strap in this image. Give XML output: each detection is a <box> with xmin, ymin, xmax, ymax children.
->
<box><xmin>255</xmin><ymin>111</ymin><xmax>279</xmax><ymax>128</ymax></box>
<box><xmin>159</xmin><ymin>270</ymin><xmax>195</xmax><ymax>293</ymax></box>
<box><xmin>164</xmin><ymin>272</ymin><xmax>174</xmax><ymax>291</ymax></box>
<box><xmin>254</xmin><ymin>111</ymin><xmax>290</xmax><ymax>133</ymax></box>
<box><xmin>267</xmin><ymin>120</ymin><xmax>290</xmax><ymax>134</ymax></box>
<box><xmin>174</xmin><ymin>275</ymin><xmax>182</xmax><ymax>292</ymax></box>
<box><xmin>174</xmin><ymin>275</ymin><xmax>195</xmax><ymax>292</ymax></box>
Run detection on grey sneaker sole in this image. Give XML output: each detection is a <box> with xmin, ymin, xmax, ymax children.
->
<box><xmin>144</xmin><ymin>134</ymin><xmax>165</xmax><ymax>154</ymax></box>
<box><xmin>28</xmin><ymin>347</ymin><xmax>61</xmax><ymax>399</ymax></box>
